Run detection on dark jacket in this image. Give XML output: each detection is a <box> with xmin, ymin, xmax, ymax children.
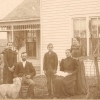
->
<box><xmin>14</xmin><ymin>61</ymin><xmax>36</xmax><ymax>78</ymax></box>
<box><xmin>43</xmin><ymin>51</ymin><xmax>58</xmax><ymax>71</ymax></box>
<box><xmin>60</xmin><ymin>57</ymin><xmax>78</xmax><ymax>74</ymax></box>
<box><xmin>2</xmin><ymin>49</ymin><xmax>17</xmax><ymax>68</ymax></box>
<box><xmin>71</xmin><ymin>45</ymin><xmax>86</xmax><ymax>58</ymax></box>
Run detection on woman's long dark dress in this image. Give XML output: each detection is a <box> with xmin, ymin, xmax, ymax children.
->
<box><xmin>71</xmin><ymin>45</ymin><xmax>87</xmax><ymax>94</ymax></box>
<box><xmin>54</xmin><ymin>57</ymin><xmax>78</xmax><ymax>98</ymax></box>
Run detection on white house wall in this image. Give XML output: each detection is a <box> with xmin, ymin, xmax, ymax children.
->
<box><xmin>41</xmin><ymin>0</ymin><xmax>100</xmax><ymax>75</ymax></box>
<box><xmin>41</xmin><ymin>0</ymin><xmax>72</xmax><ymax>64</ymax></box>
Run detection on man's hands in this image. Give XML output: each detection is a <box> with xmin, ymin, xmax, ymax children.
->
<box><xmin>67</xmin><ymin>72</ymin><xmax>72</xmax><ymax>75</ymax></box>
<box><xmin>8</xmin><ymin>66</ymin><xmax>15</xmax><ymax>72</ymax></box>
<box><xmin>26</xmin><ymin>75</ymin><xmax>31</xmax><ymax>79</ymax></box>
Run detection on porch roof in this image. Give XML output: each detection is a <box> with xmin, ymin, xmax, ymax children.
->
<box><xmin>0</xmin><ymin>0</ymin><xmax>40</xmax><ymax>22</ymax></box>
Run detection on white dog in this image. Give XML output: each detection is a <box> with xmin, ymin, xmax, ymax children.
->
<box><xmin>0</xmin><ymin>77</ymin><xmax>22</xmax><ymax>99</ymax></box>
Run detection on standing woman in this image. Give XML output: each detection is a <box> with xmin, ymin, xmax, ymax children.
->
<box><xmin>71</xmin><ymin>37</ymin><xmax>87</xmax><ymax>94</ymax></box>
<box><xmin>2</xmin><ymin>42</ymin><xmax>17</xmax><ymax>84</ymax></box>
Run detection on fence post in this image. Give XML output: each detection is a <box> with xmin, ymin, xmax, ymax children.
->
<box><xmin>94</xmin><ymin>56</ymin><xmax>100</xmax><ymax>90</ymax></box>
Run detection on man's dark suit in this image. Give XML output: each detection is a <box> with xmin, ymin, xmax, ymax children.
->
<box><xmin>14</xmin><ymin>61</ymin><xmax>36</xmax><ymax>99</ymax></box>
<box><xmin>43</xmin><ymin>51</ymin><xmax>58</xmax><ymax>95</ymax></box>
<box><xmin>14</xmin><ymin>61</ymin><xmax>36</xmax><ymax>78</ymax></box>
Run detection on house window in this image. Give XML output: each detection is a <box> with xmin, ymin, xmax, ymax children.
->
<box><xmin>73</xmin><ymin>18</ymin><xmax>86</xmax><ymax>38</ymax></box>
<box><xmin>73</xmin><ymin>18</ymin><xmax>87</xmax><ymax>55</ymax></box>
<box><xmin>26</xmin><ymin>31</ymin><xmax>36</xmax><ymax>57</ymax></box>
<box><xmin>73</xmin><ymin>17</ymin><xmax>100</xmax><ymax>56</ymax></box>
<box><xmin>89</xmin><ymin>17</ymin><xmax>100</xmax><ymax>54</ymax></box>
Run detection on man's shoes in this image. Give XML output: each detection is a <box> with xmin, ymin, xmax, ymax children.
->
<box><xmin>26</xmin><ymin>96</ymin><xmax>34</xmax><ymax>99</ymax></box>
<box><xmin>53</xmin><ymin>97</ymin><xmax>58</xmax><ymax>99</ymax></box>
<box><xmin>46</xmin><ymin>93</ymin><xmax>50</xmax><ymax>96</ymax></box>
<box><xmin>46</xmin><ymin>93</ymin><xmax>51</xmax><ymax>96</ymax></box>
<box><xmin>26</xmin><ymin>97</ymin><xmax>32</xmax><ymax>99</ymax></box>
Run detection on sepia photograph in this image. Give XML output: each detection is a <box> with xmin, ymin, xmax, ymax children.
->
<box><xmin>0</xmin><ymin>0</ymin><xmax>100</xmax><ymax>99</ymax></box>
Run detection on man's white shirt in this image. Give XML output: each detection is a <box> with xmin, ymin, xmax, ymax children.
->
<box><xmin>21</xmin><ymin>60</ymin><xmax>26</xmax><ymax>68</ymax></box>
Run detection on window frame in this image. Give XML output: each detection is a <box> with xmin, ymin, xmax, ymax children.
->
<box><xmin>89</xmin><ymin>17</ymin><xmax>100</xmax><ymax>55</ymax></box>
<box><xmin>73</xmin><ymin>18</ymin><xmax>87</xmax><ymax>38</ymax></box>
<box><xmin>72</xmin><ymin>17</ymin><xmax>88</xmax><ymax>56</ymax></box>
<box><xmin>26</xmin><ymin>42</ymin><xmax>37</xmax><ymax>58</ymax></box>
<box><xmin>71</xmin><ymin>16</ymin><xmax>100</xmax><ymax>56</ymax></box>
<box><xmin>26</xmin><ymin>31</ymin><xmax>38</xmax><ymax>59</ymax></box>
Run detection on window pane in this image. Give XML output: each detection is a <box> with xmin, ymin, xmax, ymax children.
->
<box><xmin>27</xmin><ymin>32</ymin><xmax>34</xmax><ymax>38</ymax></box>
<box><xmin>98</xmin><ymin>18</ymin><xmax>100</xmax><ymax>37</ymax></box>
<box><xmin>26</xmin><ymin>42</ymin><xmax>36</xmax><ymax>57</ymax></box>
<box><xmin>80</xmin><ymin>19</ymin><xmax>86</xmax><ymax>38</ymax></box>
<box><xmin>89</xmin><ymin>18</ymin><xmax>99</xmax><ymax>55</ymax></box>
<box><xmin>26</xmin><ymin>30</ymin><xmax>37</xmax><ymax>57</ymax></box>
<box><xmin>27</xmin><ymin>38</ymin><xmax>33</xmax><ymax>42</ymax></box>
<box><xmin>27</xmin><ymin>32</ymin><xmax>32</xmax><ymax>37</ymax></box>
<box><xmin>80</xmin><ymin>38</ymin><xmax>87</xmax><ymax>55</ymax></box>
<box><xmin>8</xmin><ymin>32</ymin><xmax>12</xmax><ymax>42</ymax></box>
<box><xmin>73</xmin><ymin>19</ymin><xmax>80</xmax><ymax>37</ymax></box>
<box><xmin>27</xmin><ymin>32</ymin><xmax>34</xmax><ymax>42</ymax></box>
<box><xmin>73</xmin><ymin>18</ymin><xmax>87</xmax><ymax>55</ymax></box>
<box><xmin>89</xmin><ymin>38</ymin><xmax>98</xmax><ymax>54</ymax></box>
<box><xmin>80</xmin><ymin>30</ymin><xmax>86</xmax><ymax>38</ymax></box>
<box><xmin>33</xmin><ymin>42</ymin><xmax>36</xmax><ymax>57</ymax></box>
<box><xmin>91</xmin><ymin>18</ymin><xmax>97</xmax><ymax>37</ymax></box>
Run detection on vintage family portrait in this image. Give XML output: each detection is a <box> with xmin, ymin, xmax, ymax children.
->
<box><xmin>0</xmin><ymin>0</ymin><xmax>100</xmax><ymax>99</ymax></box>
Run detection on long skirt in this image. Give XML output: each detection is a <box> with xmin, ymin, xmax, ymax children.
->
<box><xmin>54</xmin><ymin>74</ymin><xmax>76</xmax><ymax>98</ymax></box>
<box><xmin>3</xmin><ymin>65</ymin><xmax>13</xmax><ymax>84</ymax></box>
<box><xmin>75</xmin><ymin>59</ymin><xmax>87</xmax><ymax>94</ymax></box>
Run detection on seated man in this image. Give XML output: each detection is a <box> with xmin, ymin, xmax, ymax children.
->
<box><xmin>53</xmin><ymin>49</ymin><xmax>78</xmax><ymax>99</ymax></box>
<box><xmin>14</xmin><ymin>52</ymin><xmax>36</xmax><ymax>99</ymax></box>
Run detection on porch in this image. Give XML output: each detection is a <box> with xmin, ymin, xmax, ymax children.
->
<box><xmin>0</xmin><ymin>19</ymin><xmax>41</xmax><ymax>75</ymax></box>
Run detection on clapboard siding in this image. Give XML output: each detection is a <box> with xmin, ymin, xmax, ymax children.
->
<box><xmin>41</xmin><ymin>0</ymin><xmax>71</xmax><ymax>72</ymax></box>
<box><xmin>68</xmin><ymin>0</ymin><xmax>100</xmax><ymax>16</ymax></box>
<box><xmin>41</xmin><ymin>0</ymin><xmax>100</xmax><ymax>74</ymax></box>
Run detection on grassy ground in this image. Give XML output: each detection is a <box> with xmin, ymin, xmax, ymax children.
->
<box><xmin>33</xmin><ymin>75</ymin><xmax>87</xmax><ymax>99</ymax></box>
<box><xmin>0</xmin><ymin>75</ymin><xmax>97</xmax><ymax>99</ymax></box>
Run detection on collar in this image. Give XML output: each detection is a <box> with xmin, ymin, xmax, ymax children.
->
<box><xmin>66</xmin><ymin>56</ymin><xmax>71</xmax><ymax>59</ymax></box>
<box><xmin>48</xmin><ymin>51</ymin><xmax>53</xmax><ymax>53</ymax></box>
<box><xmin>21</xmin><ymin>60</ymin><xmax>27</xmax><ymax>63</ymax></box>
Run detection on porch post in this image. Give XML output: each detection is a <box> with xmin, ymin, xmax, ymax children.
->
<box><xmin>12</xmin><ymin>25</ymin><xmax>14</xmax><ymax>50</ymax></box>
<box><xmin>86</xmin><ymin>16</ymin><xmax>89</xmax><ymax>56</ymax></box>
<box><xmin>40</xmin><ymin>29</ymin><xmax>43</xmax><ymax>75</ymax></box>
<box><xmin>40</xmin><ymin>0</ymin><xmax>43</xmax><ymax>75</ymax></box>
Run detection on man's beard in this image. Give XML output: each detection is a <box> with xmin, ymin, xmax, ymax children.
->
<box><xmin>22</xmin><ymin>58</ymin><xmax>26</xmax><ymax>61</ymax></box>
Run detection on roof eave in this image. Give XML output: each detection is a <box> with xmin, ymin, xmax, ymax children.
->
<box><xmin>0</xmin><ymin>17</ymin><xmax>40</xmax><ymax>23</ymax></box>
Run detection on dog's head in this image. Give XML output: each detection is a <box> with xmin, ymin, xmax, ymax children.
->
<box><xmin>13</xmin><ymin>77</ymin><xmax>22</xmax><ymax>85</ymax></box>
